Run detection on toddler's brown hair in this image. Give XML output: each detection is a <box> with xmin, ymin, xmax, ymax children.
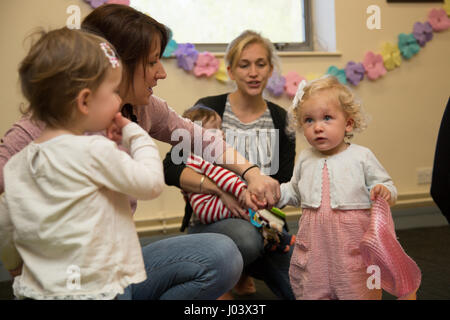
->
<box><xmin>19</xmin><ymin>27</ymin><xmax>119</xmax><ymax>128</ymax></box>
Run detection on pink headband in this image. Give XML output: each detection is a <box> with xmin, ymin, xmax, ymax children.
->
<box><xmin>99</xmin><ymin>42</ymin><xmax>120</xmax><ymax>69</ymax></box>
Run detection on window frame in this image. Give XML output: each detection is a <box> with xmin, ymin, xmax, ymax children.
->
<box><xmin>154</xmin><ymin>0</ymin><xmax>313</xmax><ymax>53</ymax></box>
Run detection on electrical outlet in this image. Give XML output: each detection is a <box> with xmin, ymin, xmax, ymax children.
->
<box><xmin>417</xmin><ymin>167</ymin><xmax>432</xmax><ymax>185</ymax></box>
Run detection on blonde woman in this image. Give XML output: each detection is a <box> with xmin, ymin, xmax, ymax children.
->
<box><xmin>164</xmin><ymin>30</ymin><xmax>296</xmax><ymax>299</ymax></box>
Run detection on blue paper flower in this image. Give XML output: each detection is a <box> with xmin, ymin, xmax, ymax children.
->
<box><xmin>163</xmin><ymin>39</ymin><xmax>178</xmax><ymax>58</ymax></box>
<box><xmin>398</xmin><ymin>33</ymin><xmax>421</xmax><ymax>60</ymax></box>
<box><xmin>345</xmin><ymin>61</ymin><xmax>365</xmax><ymax>86</ymax></box>
<box><xmin>326</xmin><ymin>66</ymin><xmax>347</xmax><ymax>84</ymax></box>
<box><xmin>174</xmin><ymin>43</ymin><xmax>199</xmax><ymax>71</ymax></box>
<box><xmin>266</xmin><ymin>71</ymin><xmax>286</xmax><ymax>97</ymax></box>
<box><xmin>413</xmin><ymin>22</ymin><xmax>433</xmax><ymax>47</ymax></box>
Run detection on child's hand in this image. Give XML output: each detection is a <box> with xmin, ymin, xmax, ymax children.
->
<box><xmin>220</xmin><ymin>191</ymin><xmax>249</xmax><ymax>221</ymax></box>
<box><xmin>370</xmin><ymin>184</ymin><xmax>391</xmax><ymax>203</ymax></box>
<box><xmin>106</xmin><ymin>112</ymin><xmax>131</xmax><ymax>144</ymax></box>
<box><xmin>8</xmin><ymin>264</ymin><xmax>22</xmax><ymax>278</ymax></box>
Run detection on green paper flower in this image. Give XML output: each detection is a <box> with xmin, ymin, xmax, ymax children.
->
<box><xmin>326</xmin><ymin>66</ymin><xmax>347</xmax><ymax>84</ymax></box>
<box><xmin>398</xmin><ymin>33</ymin><xmax>420</xmax><ymax>60</ymax></box>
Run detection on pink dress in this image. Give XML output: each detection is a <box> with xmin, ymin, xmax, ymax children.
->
<box><xmin>289</xmin><ymin>163</ymin><xmax>382</xmax><ymax>300</ymax></box>
<box><xmin>360</xmin><ymin>197</ymin><xmax>421</xmax><ymax>298</ymax></box>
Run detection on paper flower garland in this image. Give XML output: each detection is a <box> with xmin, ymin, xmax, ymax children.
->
<box><xmin>381</xmin><ymin>42</ymin><xmax>402</xmax><ymax>71</ymax></box>
<box><xmin>444</xmin><ymin>0</ymin><xmax>450</xmax><ymax>16</ymax></box>
<box><xmin>398</xmin><ymin>33</ymin><xmax>421</xmax><ymax>60</ymax></box>
<box><xmin>345</xmin><ymin>62</ymin><xmax>365</xmax><ymax>86</ymax></box>
<box><xmin>215</xmin><ymin>60</ymin><xmax>229</xmax><ymax>83</ymax></box>
<box><xmin>84</xmin><ymin>0</ymin><xmax>129</xmax><ymax>8</ymax></box>
<box><xmin>82</xmin><ymin>2</ymin><xmax>448</xmax><ymax>98</ymax></box>
<box><xmin>163</xmin><ymin>39</ymin><xmax>178</xmax><ymax>58</ymax></box>
<box><xmin>266</xmin><ymin>71</ymin><xmax>286</xmax><ymax>97</ymax></box>
<box><xmin>428</xmin><ymin>8</ymin><xmax>450</xmax><ymax>32</ymax></box>
<box><xmin>413</xmin><ymin>22</ymin><xmax>433</xmax><ymax>47</ymax></box>
<box><xmin>363</xmin><ymin>51</ymin><xmax>387</xmax><ymax>81</ymax></box>
<box><xmin>326</xmin><ymin>66</ymin><xmax>347</xmax><ymax>85</ymax></box>
<box><xmin>174</xmin><ymin>43</ymin><xmax>198</xmax><ymax>71</ymax></box>
<box><xmin>193</xmin><ymin>52</ymin><xmax>220</xmax><ymax>77</ymax></box>
<box><xmin>284</xmin><ymin>71</ymin><xmax>306</xmax><ymax>98</ymax></box>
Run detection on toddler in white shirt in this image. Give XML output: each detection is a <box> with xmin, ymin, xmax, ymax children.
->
<box><xmin>0</xmin><ymin>28</ymin><xmax>164</xmax><ymax>299</ymax></box>
<box><xmin>278</xmin><ymin>76</ymin><xmax>397</xmax><ymax>300</ymax></box>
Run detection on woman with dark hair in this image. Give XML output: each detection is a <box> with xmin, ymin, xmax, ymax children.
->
<box><xmin>0</xmin><ymin>4</ymin><xmax>280</xmax><ymax>299</ymax></box>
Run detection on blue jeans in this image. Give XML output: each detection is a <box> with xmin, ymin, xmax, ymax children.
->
<box><xmin>117</xmin><ymin>233</ymin><xmax>243</xmax><ymax>300</ymax></box>
<box><xmin>188</xmin><ymin>219</ymin><xmax>295</xmax><ymax>300</ymax></box>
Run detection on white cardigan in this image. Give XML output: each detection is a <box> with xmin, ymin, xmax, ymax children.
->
<box><xmin>278</xmin><ymin>144</ymin><xmax>397</xmax><ymax>210</ymax></box>
<box><xmin>0</xmin><ymin>123</ymin><xmax>164</xmax><ymax>299</ymax></box>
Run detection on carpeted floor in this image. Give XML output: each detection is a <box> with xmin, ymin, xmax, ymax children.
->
<box><xmin>1</xmin><ymin>225</ymin><xmax>449</xmax><ymax>300</ymax></box>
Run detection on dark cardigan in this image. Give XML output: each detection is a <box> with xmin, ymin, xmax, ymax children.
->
<box><xmin>430</xmin><ymin>97</ymin><xmax>450</xmax><ymax>223</ymax></box>
<box><xmin>163</xmin><ymin>93</ymin><xmax>296</xmax><ymax>231</ymax></box>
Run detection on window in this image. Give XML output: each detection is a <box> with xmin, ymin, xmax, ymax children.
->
<box><xmin>130</xmin><ymin>0</ymin><xmax>312</xmax><ymax>52</ymax></box>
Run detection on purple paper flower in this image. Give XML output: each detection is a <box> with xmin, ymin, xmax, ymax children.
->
<box><xmin>362</xmin><ymin>51</ymin><xmax>386</xmax><ymax>81</ymax></box>
<box><xmin>266</xmin><ymin>71</ymin><xmax>286</xmax><ymax>97</ymax></box>
<box><xmin>84</xmin><ymin>0</ymin><xmax>107</xmax><ymax>8</ymax></box>
<box><xmin>326</xmin><ymin>66</ymin><xmax>347</xmax><ymax>85</ymax></box>
<box><xmin>428</xmin><ymin>8</ymin><xmax>450</xmax><ymax>32</ymax></box>
<box><xmin>413</xmin><ymin>22</ymin><xmax>433</xmax><ymax>47</ymax></box>
<box><xmin>345</xmin><ymin>61</ymin><xmax>365</xmax><ymax>86</ymax></box>
<box><xmin>174</xmin><ymin>43</ymin><xmax>199</xmax><ymax>72</ymax></box>
<box><xmin>193</xmin><ymin>52</ymin><xmax>220</xmax><ymax>77</ymax></box>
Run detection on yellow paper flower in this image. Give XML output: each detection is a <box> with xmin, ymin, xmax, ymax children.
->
<box><xmin>305</xmin><ymin>73</ymin><xmax>322</xmax><ymax>81</ymax></box>
<box><xmin>444</xmin><ymin>0</ymin><xmax>450</xmax><ymax>16</ymax></box>
<box><xmin>215</xmin><ymin>60</ymin><xmax>228</xmax><ymax>83</ymax></box>
<box><xmin>381</xmin><ymin>42</ymin><xmax>401</xmax><ymax>71</ymax></box>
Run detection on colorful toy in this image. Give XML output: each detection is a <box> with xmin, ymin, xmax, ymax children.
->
<box><xmin>249</xmin><ymin>208</ymin><xmax>295</xmax><ymax>253</ymax></box>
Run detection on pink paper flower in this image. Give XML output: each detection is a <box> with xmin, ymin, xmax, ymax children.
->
<box><xmin>427</xmin><ymin>8</ymin><xmax>450</xmax><ymax>32</ymax></box>
<box><xmin>106</xmin><ymin>0</ymin><xmax>130</xmax><ymax>5</ymax></box>
<box><xmin>284</xmin><ymin>71</ymin><xmax>306</xmax><ymax>98</ymax></box>
<box><xmin>193</xmin><ymin>52</ymin><xmax>220</xmax><ymax>77</ymax></box>
<box><xmin>362</xmin><ymin>51</ymin><xmax>387</xmax><ymax>81</ymax></box>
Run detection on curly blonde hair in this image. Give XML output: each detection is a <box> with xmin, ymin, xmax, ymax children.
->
<box><xmin>288</xmin><ymin>76</ymin><xmax>368</xmax><ymax>139</ymax></box>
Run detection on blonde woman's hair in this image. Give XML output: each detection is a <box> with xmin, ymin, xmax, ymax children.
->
<box><xmin>19</xmin><ymin>27</ymin><xmax>119</xmax><ymax>128</ymax></box>
<box><xmin>289</xmin><ymin>76</ymin><xmax>368</xmax><ymax>139</ymax></box>
<box><xmin>225</xmin><ymin>30</ymin><xmax>280</xmax><ymax>73</ymax></box>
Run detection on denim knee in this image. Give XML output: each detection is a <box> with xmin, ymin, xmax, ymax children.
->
<box><xmin>189</xmin><ymin>219</ymin><xmax>264</xmax><ymax>266</ymax></box>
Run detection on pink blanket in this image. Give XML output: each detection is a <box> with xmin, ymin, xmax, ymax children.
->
<box><xmin>360</xmin><ymin>197</ymin><xmax>421</xmax><ymax>298</ymax></box>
